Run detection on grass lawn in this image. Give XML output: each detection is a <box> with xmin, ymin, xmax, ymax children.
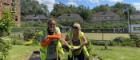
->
<box><xmin>85</xmin><ymin>33</ymin><xmax>130</xmax><ymax>40</ymax></box>
<box><xmin>91</xmin><ymin>46</ymin><xmax>140</xmax><ymax>60</ymax></box>
<box><xmin>63</xmin><ymin>33</ymin><xmax>130</xmax><ymax>40</ymax></box>
<box><xmin>8</xmin><ymin>45</ymin><xmax>39</xmax><ymax>60</ymax></box>
<box><xmin>8</xmin><ymin>45</ymin><xmax>140</xmax><ymax>60</ymax></box>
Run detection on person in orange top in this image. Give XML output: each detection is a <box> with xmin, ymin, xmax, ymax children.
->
<box><xmin>40</xmin><ymin>19</ymin><xmax>64</xmax><ymax>60</ymax></box>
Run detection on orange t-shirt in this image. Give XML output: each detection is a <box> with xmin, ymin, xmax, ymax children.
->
<box><xmin>41</xmin><ymin>34</ymin><xmax>61</xmax><ymax>47</ymax></box>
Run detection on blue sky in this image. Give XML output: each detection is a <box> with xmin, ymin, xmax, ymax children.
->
<box><xmin>37</xmin><ymin>0</ymin><xmax>140</xmax><ymax>12</ymax></box>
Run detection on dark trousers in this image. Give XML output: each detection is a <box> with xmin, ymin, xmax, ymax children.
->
<box><xmin>47</xmin><ymin>57</ymin><xmax>60</xmax><ymax>60</ymax></box>
<box><xmin>68</xmin><ymin>51</ymin><xmax>86</xmax><ymax>60</ymax></box>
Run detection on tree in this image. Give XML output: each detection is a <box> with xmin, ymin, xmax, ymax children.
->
<box><xmin>92</xmin><ymin>4</ymin><xmax>110</xmax><ymax>12</ymax></box>
<box><xmin>51</xmin><ymin>4</ymin><xmax>92</xmax><ymax>21</ymax></box>
<box><xmin>0</xmin><ymin>10</ymin><xmax>14</xmax><ymax>60</ymax></box>
<box><xmin>78</xmin><ymin>5</ymin><xmax>92</xmax><ymax>22</ymax></box>
<box><xmin>51</xmin><ymin>3</ymin><xmax>66</xmax><ymax>17</ymax></box>
<box><xmin>111</xmin><ymin>2</ymin><xmax>136</xmax><ymax>17</ymax></box>
<box><xmin>0</xmin><ymin>10</ymin><xmax>15</xmax><ymax>36</ymax></box>
<box><xmin>51</xmin><ymin>3</ymin><xmax>79</xmax><ymax>17</ymax></box>
<box><xmin>21</xmin><ymin>0</ymin><xmax>48</xmax><ymax>16</ymax></box>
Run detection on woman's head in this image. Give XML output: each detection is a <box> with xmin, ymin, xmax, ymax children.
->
<box><xmin>72</xmin><ymin>22</ymin><xmax>81</xmax><ymax>34</ymax></box>
<box><xmin>47</xmin><ymin>19</ymin><xmax>56</xmax><ymax>34</ymax></box>
<box><xmin>48</xmin><ymin>19</ymin><xmax>56</xmax><ymax>28</ymax></box>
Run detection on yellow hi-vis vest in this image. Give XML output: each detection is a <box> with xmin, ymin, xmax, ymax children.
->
<box><xmin>67</xmin><ymin>31</ymin><xmax>89</xmax><ymax>57</ymax></box>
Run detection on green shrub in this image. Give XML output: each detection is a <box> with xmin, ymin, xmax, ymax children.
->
<box><xmin>113</xmin><ymin>35</ymin><xmax>140</xmax><ymax>47</ymax></box>
<box><xmin>0</xmin><ymin>37</ymin><xmax>12</xmax><ymax>60</ymax></box>
<box><xmin>112</xmin><ymin>37</ymin><xmax>126</xmax><ymax>46</ymax></box>
<box><xmin>131</xmin><ymin>34</ymin><xmax>140</xmax><ymax>47</ymax></box>
<box><xmin>11</xmin><ymin>39</ymin><xmax>24</xmax><ymax>45</ymax></box>
<box><xmin>121</xmin><ymin>38</ymin><xmax>135</xmax><ymax>46</ymax></box>
<box><xmin>87</xmin><ymin>41</ymin><xmax>94</xmax><ymax>54</ymax></box>
<box><xmin>23</xmin><ymin>30</ymin><xmax>34</xmax><ymax>41</ymax></box>
<box><xmin>91</xmin><ymin>40</ymin><xmax>112</xmax><ymax>46</ymax></box>
<box><xmin>0</xmin><ymin>10</ymin><xmax>15</xmax><ymax>35</ymax></box>
<box><xmin>0</xmin><ymin>10</ymin><xmax>14</xmax><ymax>60</ymax></box>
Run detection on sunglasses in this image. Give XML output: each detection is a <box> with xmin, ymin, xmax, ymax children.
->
<box><xmin>72</xmin><ymin>26</ymin><xmax>79</xmax><ymax>29</ymax></box>
<box><xmin>48</xmin><ymin>23</ymin><xmax>55</xmax><ymax>25</ymax></box>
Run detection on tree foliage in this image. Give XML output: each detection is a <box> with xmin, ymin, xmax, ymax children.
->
<box><xmin>78</xmin><ymin>5</ymin><xmax>92</xmax><ymax>22</ymax></box>
<box><xmin>51</xmin><ymin>3</ymin><xmax>78</xmax><ymax>17</ymax></box>
<box><xmin>21</xmin><ymin>0</ymin><xmax>48</xmax><ymax>16</ymax></box>
<box><xmin>0</xmin><ymin>10</ymin><xmax>13</xmax><ymax>60</ymax></box>
<box><xmin>51</xmin><ymin>3</ymin><xmax>92</xmax><ymax>21</ymax></box>
<box><xmin>92</xmin><ymin>4</ymin><xmax>110</xmax><ymax>12</ymax></box>
<box><xmin>0</xmin><ymin>37</ymin><xmax>11</xmax><ymax>60</ymax></box>
<box><xmin>111</xmin><ymin>2</ymin><xmax>136</xmax><ymax>17</ymax></box>
<box><xmin>0</xmin><ymin>10</ymin><xmax>15</xmax><ymax>36</ymax></box>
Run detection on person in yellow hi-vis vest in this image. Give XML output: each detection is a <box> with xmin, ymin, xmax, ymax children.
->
<box><xmin>63</xmin><ymin>22</ymin><xmax>89</xmax><ymax>60</ymax></box>
<box><xmin>40</xmin><ymin>19</ymin><xmax>64</xmax><ymax>60</ymax></box>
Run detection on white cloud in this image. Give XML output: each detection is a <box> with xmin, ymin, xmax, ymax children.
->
<box><xmin>108</xmin><ymin>0</ymin><xmax>123</xmax><ymax>3</ymax></box>
<box><xmin>88</xmin><ymin>0</ymin><xmax>99</xmax><ymax>3</ymax></box>
<box><xmin>37</xmin><ymin>0</ymin><xmax>55</xmax><ymax>12</ymax></box>
<box><xmin>67</xmin><ymin>0</ymin><xmax>78</xmax><ymax>6</ymax></box>
<box><xmin>132</xmin><ymin>3</ymin><xmax>140</xmax><ymax>11</ymax></box>
<box><xmin>87</xmin><ymin>0</ymin><xmax>123</xmax><ymax>3</ymax></box>
<box><xmin>67</xmin><ymin>2</ymin><xmax>78</xmax><ymax>6</ymax></box>
<box><xmin>37</xmin><ymin>0</ymin><xmax>43</xmax><ymax>3</ymax></box>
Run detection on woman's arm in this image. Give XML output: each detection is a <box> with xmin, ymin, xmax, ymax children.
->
<box><xmin>47</xmin><ymin>34</ymin><xmax>61</xmax><ymax>39</ymax></box>
<box><xmin>63</xmin><ymin>35</ymin><xmax>72</xmax><ymax>48</ymax></box>
<box><xmin>81</xmin><ymin>33</ymin><xmax>88</xmax><ymax>46</ymax></box>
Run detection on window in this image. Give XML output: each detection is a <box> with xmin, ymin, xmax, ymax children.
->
<box><xmin>3</xmin><ymin>0</ymin><xmax>11</xmax><ymax>5</ymax></box>
<box><xmin>101</xmin><ymin>12</ymin><xmax>106</xmax><ymax>15</ymax></box>
<box><xmin>134</xmin><ymin>27</ymin><xmax>140</xmax><ymax>31</ymax></box>
<box><xmin>107</xmin><ymin>16</ymin><xmax>111</xmax><ymax>19</ymax></box>
<box><xmin>11</xmin><ymin>0</ymin><xmax>15</xmax><ymax>6</ymax></box>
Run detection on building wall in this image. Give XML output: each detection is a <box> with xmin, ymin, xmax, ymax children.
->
<box><xmin>14</xmin><ymin>0</ymin><xmax>21</xmax><ymax>27</ymax></box>
<box><xmin>2</xmin><ymin>0</ymin><xmax>12</xmax><ymax>11</ymax></box>
<box><xmin>0</xmin><ymin>0</ymin><xmax>21</xmax><ymax>27</ymax></box>
<box><xmin>0</xmin><ymin>0</ymin><xmax>3</xmax><ymax>19</ymax></box>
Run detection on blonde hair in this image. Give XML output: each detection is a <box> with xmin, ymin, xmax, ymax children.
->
<box><xmin>73</xmin><ymin>22</ymin><xmax>81</xmax><ymax>30</ymax></box>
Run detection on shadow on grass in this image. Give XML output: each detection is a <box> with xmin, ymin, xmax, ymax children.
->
<box><xmin>28</xmin><ymin>51</ymin><xmax>40</xmax><ymax>60</ymax></box>
<box><xmin>89</xmin><ymin>54</ymin><xmax>103</xmax><ymax>60</ymax></box>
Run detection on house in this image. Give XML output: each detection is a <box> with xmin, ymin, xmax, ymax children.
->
<box><xmin>24</xmin><ymin>15</ymin><xmax>48</xmax><ymax>22</ymax></box>
<box><xmin>0</xmin><ymin>0</ymin><xmax>21</xmax><ymax>27</ymax></box>
<box><xmin>130</xmin><ymin>13</ymin><xmax>140</xmax><ymax>20</ymax></box>
<box><xmin>57</xmin><ymin>14</ymin><xmax>83</xmax><ymax>22</ymax></box>
<box><xmin>91</xmin><ymin>11</ymin><xmax>121</xmax><ymax>22</ymax></box>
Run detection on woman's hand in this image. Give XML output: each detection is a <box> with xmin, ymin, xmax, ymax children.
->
<box><xmin>71</xmin><ymin>45</ymin><xmax>83</xmax><ymax>50</ymax></box>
